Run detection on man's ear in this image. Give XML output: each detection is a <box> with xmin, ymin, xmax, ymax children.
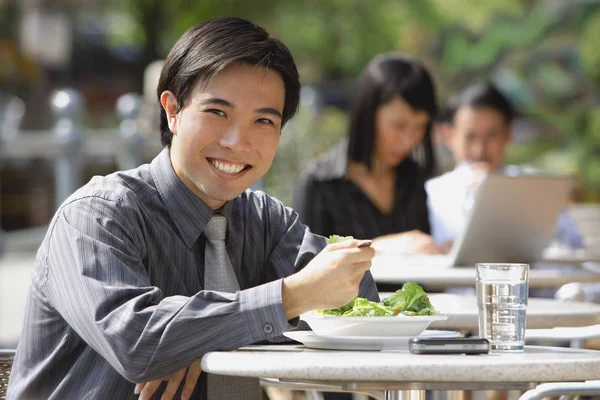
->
<box><xmin>437</xmin><ymin>122</ymin><xmax>454</xmax><ymax>148</ymax></box>
<box><xmin>160</xmin><ymin>91</ymin><xmax>179</xmax><ymax>135</ymax></box>
<box><xmin>505</xmin><ymin>125</ymin><xmax>513</xmax><ymax>145</ymax></box>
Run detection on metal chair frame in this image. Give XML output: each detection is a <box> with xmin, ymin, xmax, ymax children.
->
<box><xmin>0</xmin><ymin>349</ymin><xmax>15</xmax><ymax>400</ymax></box>
<box><xmin>519</xmin><ymin>380</ymin><xmax>600</xmax><ymax>400</ymax></box>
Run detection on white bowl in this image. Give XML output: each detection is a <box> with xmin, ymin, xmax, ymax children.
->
<box><xmin>301</xmin><ymin>312</ymin><xmax>448</xmax><ymax>337</ymax></box>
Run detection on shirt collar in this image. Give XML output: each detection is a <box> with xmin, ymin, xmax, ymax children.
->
<box><xmin>454</xmin><ymin>161</ymin><xmax>507</xmax><ymax>172</ymax></box>
<box><xmin>151</xmin><ymin>147</ymin><xmax>233</xmax><ymax>249</ymax></box>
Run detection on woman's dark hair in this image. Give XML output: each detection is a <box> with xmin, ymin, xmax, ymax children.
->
<box><xmin>450</xmin><ymin>82</ymin><xmax>515</xmax><ymax>123</ymax></box>
<box><xmin>347</xmin><ymin>53</ymin><xmax>437</xmax><ymax>176</ymax></box>
<box><xmin>157</xmin><ymin>17</ymin><xmax>300</xmax><ymax>147</ymax></box>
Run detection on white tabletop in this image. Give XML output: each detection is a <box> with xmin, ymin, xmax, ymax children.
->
<box><xmin>201</xmin><ymin>345</ymin><xmax>600</xmax><ymax>391</ymax></box>
<box><xmin>424</xmin><ymin>293</ymin><xmax>600</xmax><ymax>331</ymax></box>
<box><xmin>370</xmin><ymin>256</ymin><xmax>600</xmax><ymax>290</ymax></box>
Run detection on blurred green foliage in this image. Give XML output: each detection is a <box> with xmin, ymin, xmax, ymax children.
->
<box><xmin>104</xmin><ymin>0</ymin><xmax>600</xmax><ymax>202</ymax></box>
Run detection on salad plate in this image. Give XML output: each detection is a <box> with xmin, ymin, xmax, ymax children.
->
<box><xmin>302</xmin><ymin>312</ymin><xmax>448</xmax><ymax>337</ymax></box>
<box><xmin>305</xmin><ymin>281</ymin><xmax>445</xmax><ymax>337</ymax></box>
<box><xmin>283</xmin><ymin>330</ymin><xmax>460</xmax><ymax>351</ymax></box>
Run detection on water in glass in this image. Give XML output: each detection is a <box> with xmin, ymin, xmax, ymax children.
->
<box><xmin>477</xmin><ymin>280</ymin><xmax>527</xmax><ymax>352</ymax></box>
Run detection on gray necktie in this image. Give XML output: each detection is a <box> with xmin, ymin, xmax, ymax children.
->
<box><xmin>203</xmin><ymin>215</ymin><xmax>240</xmax><ymax>293</ymax></box>
<box><xmin>203</xmin><ymin>215</ymin><xmax>260</xmax><ymax>400</ymax></box>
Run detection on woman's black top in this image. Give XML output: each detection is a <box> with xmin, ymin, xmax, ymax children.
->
<box><xmin>293</xmin><ymin>140</ymin><xmax>431</xmax><ymax>240</ymax></box>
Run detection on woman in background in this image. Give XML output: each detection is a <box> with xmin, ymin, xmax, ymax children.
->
<box><xmin>294</xmin><ymin>53</ymin><xmax>446</xmax><ymax>254</ymax></box>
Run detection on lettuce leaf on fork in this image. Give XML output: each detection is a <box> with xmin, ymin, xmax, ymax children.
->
<box><xmin>328</xmin><ymin>234</ymin><xmax>353</xmax><ymax>244</ymax></box>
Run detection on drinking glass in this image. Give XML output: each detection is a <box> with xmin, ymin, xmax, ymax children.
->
<box><xmin>476</xmin><ymin>263</ymin><xmax>529</xmax><ymax>352</ymax></box>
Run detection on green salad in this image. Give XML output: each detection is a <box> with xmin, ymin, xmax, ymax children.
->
<box><xmin>318</xmin><ymin>282</ymin><xmax>438</xmax><ymax>317</ymax></box>
<box><xmin>320</xmin><ymin>235</ymin><xmax>438</xmax><ymax>317</ymax></box>
<box><xmin>328</xmin><ymin>234</ymin><xmax>354</xmax><ymax>244</ymax></box>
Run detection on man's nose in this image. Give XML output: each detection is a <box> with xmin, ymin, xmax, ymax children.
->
<box><xmin>219</xmin><ymin>125</ymin><xmax>251</xmax><ymax>152</ymax></box>
<box><xmin>471</xmin><ymin>141</ymin><xmax>485</xmax><ymax>159</ymax></box>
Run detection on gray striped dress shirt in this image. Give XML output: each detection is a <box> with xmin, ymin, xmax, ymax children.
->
<box><xmin>7</xmin><ymin>148</ymin><xmax>379</xmax><ymax>400</ymax></box>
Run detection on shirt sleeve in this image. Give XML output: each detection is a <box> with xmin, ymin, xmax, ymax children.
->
<box><xmin>552</xmin><ymin>209</ymin><xmax>584</xmax><ymax>248</ymax></box>
<box><xmin>265</xmin><ymin>201</ymin><xmax>380</xmax><ymax>306</ymax></box>
<box><xmin>42</xmin><ymin>196</ymin><xmax>297</xmax><ymax>383</ymax></box>
<box><xmin>426</xmin><ymin>177</ymin><xmax>456</xmax><ymax>245</ymax></box>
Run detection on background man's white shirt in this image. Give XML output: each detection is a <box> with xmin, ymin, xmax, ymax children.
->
<box><xmin>425</xmin><ymin>163</ymin><xmax>583</xmax><ymax>248</ymax></box>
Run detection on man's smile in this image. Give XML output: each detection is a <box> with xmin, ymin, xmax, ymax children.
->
<box><xmin>207</xmin><ymin>157</ymin><xmax>251</xmax><ymax>176</ymax></box>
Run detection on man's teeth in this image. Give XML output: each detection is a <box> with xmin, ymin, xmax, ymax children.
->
<box><xmin>211</xmin><ymin>160</ymin><xmax>246</xmax><ymax>174</ymax></box>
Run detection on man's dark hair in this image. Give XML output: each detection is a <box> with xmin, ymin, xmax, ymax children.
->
<box><xmin>347</xmin><ymin>53</ymin><xmax>437</xmax><ymax>176</ymax></box>
<box><xmin>450</xmin><ymin>82</ymin><xmax>515</xmax><ymax>124</ymax></box>
<box><xmin>157</xmin><ymin>17</ymin><xmax>300</xmax><ymax>147</ymax></box>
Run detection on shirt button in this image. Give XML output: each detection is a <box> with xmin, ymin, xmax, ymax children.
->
<box><xmin>263</xmin><ymin>323</ymin><xmax>273</xmax><ymax>334</ymax></box>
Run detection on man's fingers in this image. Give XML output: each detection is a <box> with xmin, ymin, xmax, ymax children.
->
<box><xmin>138</xmin><ymin>379</ymin><xmax>162</xmax><ymax>400</ymax></box>
<box><xmin>160</xmin><ymin>367</ymin><xmax>187</xmax><ymax>400</ymax></box>
<box><xmin>181</xmin><ymin>361</ymin><xmax>202</xmax><ymax>400</ymax></box>
<box><xmin>134</xmin><ymin>383</ymin><xmax>145</xmax><ymax>395</ymax></box>
<box><xmin>327</xmin><ymin>238</ymin><xmax>372</xmax><ymax>251</ymax></box>
<box><xmin>351</xmin><ymin>260</ymin><xmax>372</xmax><ymax>274</ymax></box>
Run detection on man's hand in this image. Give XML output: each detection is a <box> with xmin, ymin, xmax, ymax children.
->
<box><xmin>466</xmin><ymin>161</ymin><xmax>492</xmax><ymax>190</ymax></box>
<box><xmin>282</xmin><ymin>238</ymin><xmax>375</xmax><ymax>319</ymax></box>
<box><xmin>134</xmin><ymin>361</ymin><xmax>202</xmax><ymax>400</ymax></box>
<box><xmin>373</xmin><ymin>230</ymin><xmax>448</xmax><ymax>255</ymax></box>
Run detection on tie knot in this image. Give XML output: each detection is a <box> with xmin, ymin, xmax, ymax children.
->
<box><xmin>204</xmin><ymin>215</ymin><xmax>227</xmax><ymax>241</ymax></box>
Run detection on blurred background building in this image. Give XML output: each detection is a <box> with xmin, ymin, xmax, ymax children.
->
<box><xmin>1</xmin><ymin>0</ymin><xmax>599</xmax><ymax>233</ymax></box>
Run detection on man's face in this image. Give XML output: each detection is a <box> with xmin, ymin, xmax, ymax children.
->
<box><xmin>161</xmin><ymin>62</ymin><xmax>285</xmax><ymax>210</ymax></box>
<box><xmin>448</xmin><ymin>106</ymin><xmax>511</xmax><ymax>170</ymax></box>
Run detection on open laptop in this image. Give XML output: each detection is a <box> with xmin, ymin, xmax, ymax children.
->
<box><xmin>393</xmin><ymin>173</ymin><xmax>573</xmax><ymax>268</ymax></box>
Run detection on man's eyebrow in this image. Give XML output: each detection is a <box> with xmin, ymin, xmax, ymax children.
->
<box><xmin>255</xmin><ymin>107</ymin><xmax>283</xmax><ymax>119</ymax></box>
<box><xmin>199</xmin><ymin>98</ymin><xmax>282</xmax><ymax>119</ymax></box>
<box><xmin>200</xmin><ymin>97</ymin><xmax>234</xmax><ymax>108</ymax></box>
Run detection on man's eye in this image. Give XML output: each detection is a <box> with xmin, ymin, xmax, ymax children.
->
<box><xmin>256</xmin><ymin>118</ymin><xmax>274</xmax><ymax>125</ymax></box>
<box><xmin>207</xmin><ymin>109</ymin><xmax>225</xmax><ymax>117</ymax></box>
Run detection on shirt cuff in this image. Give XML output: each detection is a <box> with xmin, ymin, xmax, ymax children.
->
<box><xmin>239</xmin><ymin>279</ymin><xmax>297</xmax><ymax>343</ymax></box>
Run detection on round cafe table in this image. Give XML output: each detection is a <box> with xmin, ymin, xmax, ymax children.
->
<box><xmin>370</xmin><ymin>258</ymin><xmax>600</xmax><ymax>290</ymax></box>
<box><xmin>424</xmin><ymin>293</ymin><xmax>600</xmax><ymax>331</ymax></box>
<box><xmin>201</xmin><ymin>345</ymin><xmax>600</xmax><ymax>400</ymax></box>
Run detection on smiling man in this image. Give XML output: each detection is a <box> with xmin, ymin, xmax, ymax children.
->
<box><xmin>7</xmin><ymin>17</ymin><xmax>378</xmax><ymax>400</ymax></box>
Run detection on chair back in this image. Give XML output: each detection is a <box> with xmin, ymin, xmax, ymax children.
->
<box><xmin>569</xmin><ymin>204</ymin><xmax>600</xmax><ymax>255</ymax></box>
<box><xmin>0</xmin><ymin>349</ymin><xmax>15</xmax><ymax>400</ymax></box>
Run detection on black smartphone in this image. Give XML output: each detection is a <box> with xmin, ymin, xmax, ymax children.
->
<box><xmin>408</xmin><ymin>337</ymin><xmax>490</xmax><ymax>355</ymax></box>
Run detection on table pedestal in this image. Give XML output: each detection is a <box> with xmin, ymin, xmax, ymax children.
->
<box><xmin>386</xmin><ymin>390</ymin><xmax>425</xmax><ymax>400</ymax></box>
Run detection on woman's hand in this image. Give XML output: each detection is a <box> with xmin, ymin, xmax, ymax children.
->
<box><xmin>373</xmin><ymin>230</ymin><xmax>448</xmax><ymax>255</ymax></box>
<box><xmin>135</xmin><ymin>360</ymin><xmax>202</xmax><ymax>400</ymax></box>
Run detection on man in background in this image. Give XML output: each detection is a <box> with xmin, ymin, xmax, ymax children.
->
<box><xmin>426</xmin><ymin>82</ymin><xmax>582</xmax><ymax>249</ymax></box>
